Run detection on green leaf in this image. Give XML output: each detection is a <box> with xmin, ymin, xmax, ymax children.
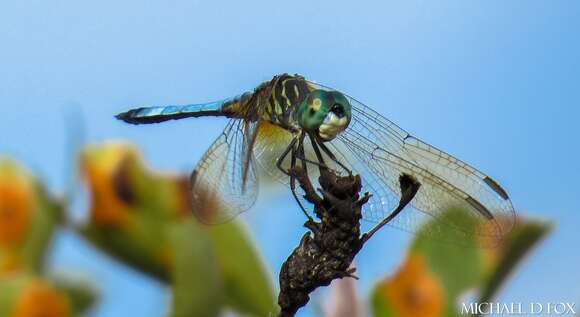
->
<box><xmin>478</xmin><ymin>220</ymin><xmax>553</xmax><ymax>302</ymax></box>
<box><xmin>410</xmin><ymin>208</ymin><xmax>483</xmax><ymax>306</ymax></box>
<box><xmin>21</xmin><ymin>192</ymin><xmax>61</xmax><ymax>273</ymax></box>
<box><xmin>79</xmin><ymin>217</ymin><xmax>170</xmax><ymax>281</ymax></box>
<box><xmin>169</xmin><ymin>220</ymin><xmax>223</xmax><ymax>317</ymax></box>
<box><xmin>207</xmin><ymin>221</ymin><xmax>277</xmax><ymax>317</ymax></box>
<box><xmin>0</xmin><ymin>274</ymin><xmax>26</xmax><ymax>317</ymax></box>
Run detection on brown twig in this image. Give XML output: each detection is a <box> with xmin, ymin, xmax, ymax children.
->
<box><xmin>361</xmin><ymin>174</ymin><xmax>421</xmax><ymax>244</ymax></box>
<box><xmin>276</xmin><ymin>167</ymin><xmax>370</xmax><ymax>317</ymax></box>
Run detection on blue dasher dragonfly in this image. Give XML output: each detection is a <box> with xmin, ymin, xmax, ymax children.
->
<box><xmin>116</xmin><ymin>74</ymin><xmax>515</xmax><ymax>246</ymax></box>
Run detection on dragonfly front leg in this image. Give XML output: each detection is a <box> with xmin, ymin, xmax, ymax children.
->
<box><xmin>281</xmin><ymin>133</ymin><xmax>337</xmax><ymax>173</ymax></box>
<box><xmin>308</xmin><ymin>133</ymin><xmax>327</xmax><ymax>172</ymax></box>
<box><xmin>297</xmin><ymin>133</ymin><xmax>308</xmax><ymax>174</ymax></box>
<box><xmin>314</xmin><ymin>137</ymin><xmax>352</xmax><ymax>176</ymax></box>
<box><xmin>276</xmin><ymin>136</ymin><xmax>298</xmax><ymax>176</ymax></box>
<box><xmin>305</xmin><ymin>133</ymin><xmax>350</xmax><ymax>175</ymax></box>
<box><xmin>276</xmin><ymin>134</ymin><xmax>313</xmax><ymax>221</ymax></box>
<box><xmin>290</xmin><ymin>135</ymin><xmax>314</xmax><ymax>221</ymax></box>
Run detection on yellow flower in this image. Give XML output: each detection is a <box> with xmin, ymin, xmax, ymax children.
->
<box><xmin>11</xmin><ymin>279</ymin><xmax>71</xmax><ymax>317</ymax></box>
<box><xmin>81</xmin><ymin>143</ymin><xmax>136</xmax><ymax>227</ymax></box>
<box><xmin>0</xmin><ymin>161</ymin><xmax>36</xmax><ymax>249</ymax></box>
<box><xmin>379</xmin><ymin>253</ymin><xmax>444</xmax><ymax>317</ymax></box>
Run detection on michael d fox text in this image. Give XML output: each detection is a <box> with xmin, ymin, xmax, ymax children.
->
<box><xmin>461</xmin><ymin>302</ymin><xmax>576</xmax><ymax>315</ymax></box>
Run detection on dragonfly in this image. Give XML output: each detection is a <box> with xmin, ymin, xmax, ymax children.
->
<box><xmin>116</xmin><ymin>74</ymin><xmax>515</xmax><ymax>246</ymax></box>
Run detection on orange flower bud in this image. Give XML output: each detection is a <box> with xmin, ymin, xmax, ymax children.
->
<box><xmin>11</xmin><ymin>279</ymin><xmax>71</xmax><ymax>317</ymax></box>
<box><xmin>379</xmin><ymin>253</ymin><xmax>445</xmax><ymax>317</ymax></box>
<box><xmin>81</xmin><ymin>143</ymin><xmax>136</xmax><ymax>227</ymax></box>
<box><xmin>0</xmin><ymin>161</ymin><xmax>36</xmax><ymax>249</ymax></box>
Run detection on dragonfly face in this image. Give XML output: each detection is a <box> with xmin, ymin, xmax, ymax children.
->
<box><xmin>297</xmin><ymin>89</ymin><xmax>352</xmax><ymax>141</ymax></box>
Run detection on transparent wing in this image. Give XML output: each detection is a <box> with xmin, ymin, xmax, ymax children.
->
<box><xmin>308</xmin><ymin>81</ymin><xmax>516</xmax><ymax>245</ymax></box>
<box><xmin>252</xmin><ymin>121</ymin><xmax>295</xmax><ymax>184</ymax></box>
<box><xmin>190</xmin><ymin>119</ymin><xmax>259</xmax><ymax>224</ymax></box>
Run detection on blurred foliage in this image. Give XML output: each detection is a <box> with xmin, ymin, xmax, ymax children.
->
<box><xmin>371</xmin><ymin>208</ymin><xmax>552</xmax><ymax>317</ymax></box>
<box><xmin>0</xmin><ymin>143</ymin><xmax>553</xmax><ymax>317</ymax></box>
<box><xmin>0</xmin><ymin>158</ymin><xmax>97</xmax><ymax>317</ymax></box>
<box><xmin>0</xmin><ymin>159</ymin><xmax>62</xmax><ymax>273</ymax></box>
<box><xmin>79</xmin><ymin>142</ymin><xmax>277</xmax><ymax>317</ymax></box>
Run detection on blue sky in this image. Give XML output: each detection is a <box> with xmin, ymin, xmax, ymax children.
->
<box><xmin>1</xmin><ymin>1</ymin><xmax>579</xmax><ymax>316</ymax></box>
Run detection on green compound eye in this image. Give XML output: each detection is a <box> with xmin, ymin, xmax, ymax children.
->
<box><xmin>297</xmin><ymin>90</ymin><xmax>352</xmax><ymax>138</ymax></box>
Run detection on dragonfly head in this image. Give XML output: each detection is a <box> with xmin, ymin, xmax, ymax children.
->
<box><xmin>297</xmin><ymin>90</ymin><xmax>351</xmax><ymax>141</ymax></box>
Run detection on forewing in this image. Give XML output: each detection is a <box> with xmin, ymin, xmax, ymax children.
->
<box><xmin>346</xmin><ymin>110</ymin><xmax>513</xmax><ymax>245</ymax></box>
<box><xmin>307</xmin><ymin>80</ymin><xmax>515</xmax><ymax>245</ymax></box>
<box><xmin>190</xmin><ymin>119</ymin><xmax>259</xmax><ymax>224</ymax></box>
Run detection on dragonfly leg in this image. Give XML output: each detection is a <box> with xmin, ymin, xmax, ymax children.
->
<box><xmin>297</xmin><ymin>133</ymin><xmax>308</xmax><ymax>174</ymax></box>
<box><xmin>275</xmin><ymin>134</ymin><xmax>313</xmax><ymax>221</ymax></box>
<box><xmin>276</xmin><ymin>136</ymin><xmax>298</xmax><ymax>176</ymax></box>
<box><xmin>308</xmin><ymin>133</ymin><xmax>326</xmax><ymax>169</ymax></box>
<box><xmin>361</xmin><ymin>173</ymin><xmax>421</xmax><ymax>244</ymax></box>
<box><xmin>292</xmin><ymin>153</ymin><xmax>336</xmax><ymax>172</ymax></box>
<box><xmin>314</xmin><ymin>137</ymin><xmax>352</xmax><ymax>175</ymax></box>
<box><xmin>287</xmin><ymin>133</ymin><xmax>340</xmax><ymax>173</ymax></box>
<box><xmin>290</xmin><ymin>134</ymin><xmax>314</xmax><ymax>221</ymax></box>
<box><xmin>305</xmin><ymin>133</ymin><xmax>350</xmax><ymax>175</ymax></box>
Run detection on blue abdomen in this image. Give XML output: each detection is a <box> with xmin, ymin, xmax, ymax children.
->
<box><xmin>116</xmin><ymin>96</ymin><xmax>243</xmax><ymax>125</ymax></box>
